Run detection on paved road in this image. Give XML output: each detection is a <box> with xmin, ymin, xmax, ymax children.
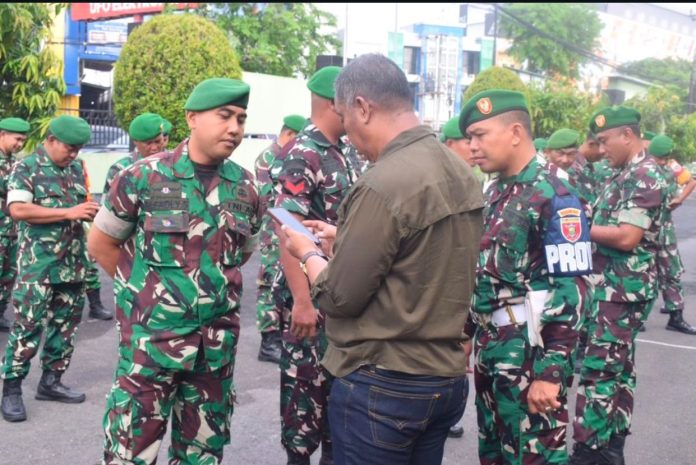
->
<box><xmin>2</xmin><ymin>201</ymin><xmax>696</xmax><ymax>464</ymax></box>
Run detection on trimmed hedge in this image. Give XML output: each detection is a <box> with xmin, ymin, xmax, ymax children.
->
<box><xmin>113</xmin><ymin>14</ymin><xmax>242</xmax><ymax>146</ymax></box>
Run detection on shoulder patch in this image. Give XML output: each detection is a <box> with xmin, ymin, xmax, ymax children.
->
<box><xmin>544</xmin><ymin>194</ymin><xmax>592</xmax><ymax>276</ymax></box>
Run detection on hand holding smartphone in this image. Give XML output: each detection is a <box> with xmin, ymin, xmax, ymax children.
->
<box><xmin>268</xmin><ymin>208</ymin><xmax>321</xmax><ymax>245</ymax></box>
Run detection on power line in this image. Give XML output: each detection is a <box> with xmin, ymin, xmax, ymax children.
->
<box><xmin>495</xmin><ymin>3</ymin><xmax>688</xmax><ymax>89</ymax></box>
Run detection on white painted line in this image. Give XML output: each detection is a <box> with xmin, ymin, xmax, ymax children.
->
<box><xmin>636</xmin><ymin>338</ymin><xmax>696</xmax><ymax>350</ymax></box>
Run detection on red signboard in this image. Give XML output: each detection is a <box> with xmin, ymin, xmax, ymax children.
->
<box><xmin>71</xmin><ymin>3</ymin><xmax>199</xmax><ymax>21</ymax></box>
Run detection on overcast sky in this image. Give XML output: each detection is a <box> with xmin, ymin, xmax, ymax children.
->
<box><xmin>315</xmin><ymin>3</ymin><xmax>696</xmax><ymax>33</ymax></box>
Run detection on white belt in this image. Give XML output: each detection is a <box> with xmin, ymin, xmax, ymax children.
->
<box><xmin>490</xmin><ymin>304</ymin><xmax>527</xmax><ymax>327</ymax></box>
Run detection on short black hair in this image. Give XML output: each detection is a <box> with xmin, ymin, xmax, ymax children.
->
<box><xmin>497</xmin><ymin>110</ymin><xmax>533</xmax><ymax>138</ymax></box>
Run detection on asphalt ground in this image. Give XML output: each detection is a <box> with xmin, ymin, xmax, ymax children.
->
<box><xmin>2</xmin><ymin>200</ymin><xmax>696</xmax><ymax>464</ymax></box>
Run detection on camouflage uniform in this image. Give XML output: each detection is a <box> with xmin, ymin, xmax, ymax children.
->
<box><xmin>82</xmin><ymin>158</ymin><xmax>102</xmax><ymax>294</ymax></box>
<box><xmin>567</xmin><ymin>156</ymin><xmax>598</xmax><ymax>206</ymax></box>
<box><xmin>254</xmin><ymin>142</ymin><xmax>282</xmax><ymax>334</ymax></box>
<box><xmin>84</xmin><ymin>152</ymin><xmax>144</xmax><ymax>301</ymax></box>
<box><xmin>103</xmin><ymin>151</ymin><xmax>142</xmax><ymax>198</ymax></box>
<box><xmin>1</xmin><ymin>145</ymin><xmax>90</xmax><ymax>380</ymax></box>
<box><xmin>573</xmin><ymin>150</ymin><xmax>664</xmax><ymax>449</ymax></box>
<box><xmin>273</xmin><ymin>124</ymin><xmax>362</xmax><ymax>458</ymax></box>
<box><xmin>465</xmin><ymin>156</ymin><xmax>593</xmax><ymax>465</ymax></box>
<box><xmin>97</xmin><ymin>141</ymin><xmax>261</xmax><ymax>464</ymax></box>
<box><xmin>591</xmin><ymin>158</ymin><xmax>615</xmax><ymax>194</ymax></box>
<box><xmin>654</xmin><ymin>162</ymin><xmax>686</xmax><ymax>314</ymax></box>
<box><xmin>0</xmin><ymin>150</ymin><xmax>18</xmax><ymax>320</ymax></box>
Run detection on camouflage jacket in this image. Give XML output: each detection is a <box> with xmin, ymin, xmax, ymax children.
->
<box><xmin>96</xmin><ymin>140</ymin><xmax>262</xmax><ymax>371</ymax></box>
<box><xmin>255</xmin><ymin>142</ymin><xmax>282</xmax><ymax>250</ymax></box>
<box><xmin>0</xmin><ymin>151</ymin><xmax>17</xmax><ymax>236</ymax></box>
<box><xmin>7</xmin><ymin>145</ymin><xmax>90</xmax><ymax>283</ymax></box>
<box><xmin>103</xmin><ymin>151</ymin><xmax>142</xmax><ymax>196</ymax></box>
<box><xmin>567</xmin><ymin>156</ymin><xmax>597</xmax><ymax>206</ymax></box>
<box><xmin>470</xmin><ymin>156</ymin><xmax>593</xmax><ymax>383</ymax></box>
<box><xmin>592</xmin><ymin>150</ymin><xmax>665</xmax><ymax>302</ymax></box>
<box><xmin>592</xmin><ymin>158</ymin><xmax>615</xmax><ymax>194</ymax></box>
<box><xmin>273</xmin><ymin>124</ymin><xmax>362</xmax><ymax>223</ymax></box>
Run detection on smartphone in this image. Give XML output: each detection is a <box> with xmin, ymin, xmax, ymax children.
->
<box><xmin>268</xmin><ymin>208</ymin><xmax>321</xmax><ymax>245</ymax></box>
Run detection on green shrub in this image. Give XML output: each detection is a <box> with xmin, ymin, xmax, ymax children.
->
<box><xmin>113</xmin><ymin>14</ymin><xmax>242</xmax><ymax>146</ymax></box>
<box><xmin>463</xmin><ymin>66</ymin><xmax>529</xmax><ymax>103</ymax></box>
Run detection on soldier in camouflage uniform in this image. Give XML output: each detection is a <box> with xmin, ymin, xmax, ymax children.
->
<box><xmin>84</xmin><ymin>113</ymin><xmax>167</xmax><ymax>322</ymax></box>
<box><xmin>571</xmin><ymin>107</ymin><xmax>666</xmax><ymax>465</ymax></box>
<box><xmin>273</xmin><ymin>66</ymin><xmax>362</xmax><ymax>465</ymax></box>
<box><xmin>647</xmin><ymin>135</ymin><xmax>696</xmax><ymax>334</ymax></box>
<box><xmin>102</xmin><ymin>112</ymin><xmax>167</xmax><ymax>197</ymax></box>
<box><xmin>460</xmin><ymin>90</ymin><xmax>593</xmax><ymax>465</ymax></box>
<box><xmin>0</xmin><ymin>118</ymin><xmax>30</xmax><ymax>332</ymax></box>
<box><xmin>0</xmin><ymin>115</ymin><xmax>97</xmax><ymax>423</ymax></box>
<box><xmin>255</xmin><ymin>114</ymin><xmax>307</xmax><ymax>364</ymax></box>
<box><xmin>88</xmin><ymin>79</ymin><xmax>260</xmax><ymax>465</ymax></box>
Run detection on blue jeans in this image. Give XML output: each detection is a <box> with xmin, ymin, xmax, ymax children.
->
<box><xmin>329</xmin><ymin>365</ymin><xmax>468</xmax><ymax>465</ymax></box>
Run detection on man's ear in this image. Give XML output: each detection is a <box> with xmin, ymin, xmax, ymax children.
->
<box><xmin>355</xmin><ymin>96</ymin><xmax>372</xmax><ymax>124</ymax></box>
<box><xmin>509</xmin><ymin>122</ymin><xmax>524</xmax><ymax>147</ymax></box>
<box><xmin>185</xmin><ymin>111</ymin><xmax>197</xmax><ymax>130</ymax></box>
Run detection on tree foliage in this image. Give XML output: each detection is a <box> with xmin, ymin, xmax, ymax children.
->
<box><xmin>0</xmin><ymin>3</ymin><xmax>67</xmax><ymax>151</ymax></box>
<box><xmin>529</xmin><ymin>79</ymin><xmax>607</xmax><ymax>138</ymax></box>
<box><xmin>463</xmin><ymin>66</ymin><xmax>528</xmax><ymax>102</ymax></box>
<box><xmin>619</xmin><ymin>57</ymin><xmax>692</xmax><ymax>88</ymax></box>
<box><xmin>625</xmin><ymin>86</ymin><xmax>686</xmax><ymax>134</ymax></box>
<box><xmin>200</xmin><ymin>3</ymin><xmax>341</xmax><ymax>78</ymax></box>
<box><xmin>625</xmin><ymin>85</ymin><xmax>696</xmax><ymax>161</ymax></box>
<box><xmin>113</xmin><ymin>14</ymin><xmax>242</xmax><ymax>146</ymax></box>
<box><xmin>500</xmin><ymin>3</ymin><xmax>602</xmax><ymax>79</ymax></box>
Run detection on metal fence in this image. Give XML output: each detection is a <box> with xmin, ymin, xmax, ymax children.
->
<box><xmin>61</xmin><ymin>108</ymin><xmax>129</xmax><ymax>148</ymax></box>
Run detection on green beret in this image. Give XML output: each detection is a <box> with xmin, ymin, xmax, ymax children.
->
<box><xmin>48</xmin><ymin>115</ymin><xmax>91</xmax><ymax>145</ymax></box>
<box><xmin>128</xmin><ymin>113</ymin><xmax>164</xmax><ymax>142</ymax></box>
<box><xmin>459</xmin><ymin>89</ymin><xmax>529</xmax><ymax>132</ymax></box>
<box><xmin>0</xmin><ymin>117</ymin><xmax>30</xmax><ymax>134</ymax></box>
<box><xmin>546</xmin><ymin>128</ymin><xmax>580</xmax><ymax>150</ymax></box>
<box><xmin>184</xmin><ymin>78</ymin><xmax>250</xmax><ymax>111</ymax></box>
<box><xmin>307</xmin><ymin>66</ymin><xmax>341</xmax><ymax>100</ymax></box>
<box><xmin>533</xmin><ymin>138</ymin><xmax>547</xmax><ymax>151</ymax></box>
<box><xmin>283</xmin><ymin>115</ymin><xmax>307</xmax><ymax>133</ymax></box>
<box><xmin>649</xmin><ymin>135</ymin><xmax>674</xmax><ymax>158</ymax></box>
<box><xmin>440</xmin><ymin>116</ymin><xmax>466</xmax><ymax>142</ymax></box>
<box><xmin>642</xmin><ymin>130</ymin><xmax>656</xmax><ymax>141</ymax></box>
<box><xmin>162</xmin><ymin>119</ymin><xmax>173</xmax><ymax>136</ymax></box>
<box><xmin>589</xmin><ymin>106</ymin><xmax>641</xmax><ymax>134</ymax></box>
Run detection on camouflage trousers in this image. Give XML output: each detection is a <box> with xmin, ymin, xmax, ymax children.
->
<box><xmin>276</xmin><ymin>273</ymin><xmax>332</xmax><ymax>457</ymax></box>
<box><xmin>102</xmin><ymin>354</ymin><xmax>235</xmax><ymax>465</ymax></box>
<box><xmin>1</xmin><ymin>281</ymin><xmax>84</xmax><ymax>380</ymax></box>
<box><xmin>84</xmin><ymin>253</ymin><xmax>102</xmax><ymax>292</ymax></box>
<box><xmin>474</xmin><ymin>323</ymin><xmax>572</xmax><ymax>465</ymax></box>
<box><xmin>656</xmin><ymin>240</ymin><xmax>684</xmax><ymax>313</ymax></box>
<box><xmin>256</xmin><ymin>239</ymin><xmax>281</xmax><ymax>333</ymax></box>
<box><xmin>573</xmin><ymin>300</ymin><xmax>652</xmax><ymax>449</ymax></box>
<box><xmin>0</xmin><ymin>234</ymin><xmax>18</xmax><ymax>309</ymax></box>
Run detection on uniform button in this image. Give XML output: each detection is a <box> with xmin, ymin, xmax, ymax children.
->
<box><xmin>552</xmin><ymin>370</ymin><xmax>560</xmax><ymax>378</ymax></box>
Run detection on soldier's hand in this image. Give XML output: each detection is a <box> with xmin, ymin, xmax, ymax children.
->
<box><xmin>303</xmin><ymin>220</ymin><xmax>336</xmax><ymax>257</ymax></box>
<box><xmin>290</xmin><ymin>301</ymin><xmax>317</xmax><ymax>339</ymax></box>
<box><xmin>461</xmin><ymin>339</ymin><xmax>473</xmax><ymax>373</ymax></box>
<box><xmin>668</xmin><ymin>198</ymin><xmax>682</xmax><ymax>210</ymax></box>
<box><xmin>67</xmin><ymin>202</ymin><xmax>100</xmax><ymax>221</ymax></box>
<box><xmin>527</xmin><ymin>380</ymin><xmax>562</xmax><ymax>414</ymax></box>
<box><xmin>279</xmin><ymin>225</ymin><xmax>318</xmax><ymax>260</ymax></box>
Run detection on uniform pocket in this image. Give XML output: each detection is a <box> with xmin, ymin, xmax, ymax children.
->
<box><xmin>104</xmin><ymin>387</ymin><xmax>135</xmax><ymax>461</ymax></box>
<box><xmin>367</xmin><ymin>386</ymin><xmax>438</xmax><ymax>449</ymax></box>
<box><xmin>34</xmin><ymin>183</ymin><xmax>63</xmax><ymax>208</ymax></box>
<box><xmin>220</xmin><ymin>211</ymin><xmax>252</xmax><ymax>267</ymax></box>
<box><xmin>143</xmin><ymin>211</ymin><xmax>188</xmax><ymax>267</ymax></box>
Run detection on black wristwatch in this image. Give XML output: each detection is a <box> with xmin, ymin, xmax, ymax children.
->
<box><xmin>299</xmin><ymin>250</ymin><xmax>327</xmax><ymax>275</ymax></box>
